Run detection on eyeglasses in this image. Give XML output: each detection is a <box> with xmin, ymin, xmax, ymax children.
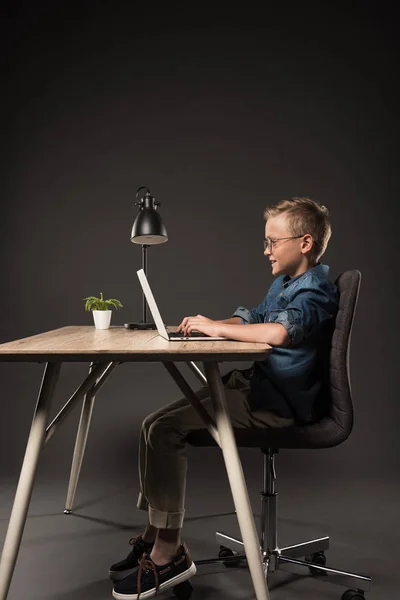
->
<box><xmin>263</xmin><ymin>235</ymin><xmax>308</xmax><ymax>252</ymax></box>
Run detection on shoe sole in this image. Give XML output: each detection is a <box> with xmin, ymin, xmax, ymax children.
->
<box><xmin>112</xmin><ymin>562</ymin><xmax>197</xmax><ymax>600</ymax></box>
<box><xmin>109</xmin><ymin>566</ymin><xmax>137</xmax><ymax>582</ymax></box>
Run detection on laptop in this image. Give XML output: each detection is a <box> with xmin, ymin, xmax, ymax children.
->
<box><xmin>137</xmin><ymin>269</ymin><xmax>228</xmax><ymax>341</ymax></box>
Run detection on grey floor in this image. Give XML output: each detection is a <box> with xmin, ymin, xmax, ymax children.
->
<box><xmin>0</xmin><ymin>447</ymin><xmax>397</xmax><ymax>600</ymax></box>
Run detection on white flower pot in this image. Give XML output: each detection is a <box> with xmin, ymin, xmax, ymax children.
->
<box><xmin>92</xmin><ymin>310</ymin><xmax>112</xmax><ymax>330</ymax></box>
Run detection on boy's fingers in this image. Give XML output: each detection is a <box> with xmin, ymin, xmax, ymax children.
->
<box><xmin>178</xmin><ymin>317</ymin><xmax>192</xmax><ymax>333</ymax></box>
<box><xmin>179</xmin><ymin>315</ymin><xmax>206</xmax><ymax>333</ymax></box>
<box><xmin>178</xmin><ymin>316</ymin><xmax>191</xmax><ymax>332</ymax></box>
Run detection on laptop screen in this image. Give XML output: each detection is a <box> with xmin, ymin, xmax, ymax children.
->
<box><xmin>136</xmin><ymin>269</ymin><xmax>169</xmax><ymax>339</ymax></box>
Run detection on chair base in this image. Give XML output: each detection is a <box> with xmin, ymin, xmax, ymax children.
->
<box><xmin>192</xmin><ymin>441</ymin><xmax>371</xmax><ymax>597</ymax></box>
<box><xmin>196</xmin><ymin>531</ymin><xmax>371</xmax><ymax>594</ymax></box>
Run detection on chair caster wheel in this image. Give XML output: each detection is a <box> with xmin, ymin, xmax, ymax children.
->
<box><xmin>305</xmin><ymin>551</ymin><xmax>327</xmax><ymax>576</ymax></box>
<box><xmin>341</xmin><ymin>589</ymin><xmax>365</xmax><ymax>600</ymax></box>
<box><xmin>218</xmin><ymin>545</ymin><xmax>241</xmax><ymax>567</ymax></box>
<box><xmin>173</xmin><ymin>580</ymin><xmax>193</xmax><ymax>600</ymax></box>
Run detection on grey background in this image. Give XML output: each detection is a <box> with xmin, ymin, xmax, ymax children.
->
<box><xmin>1</xmin><ymin>4</ymin><xmax>399</xmax><ymax>599</ymax></box>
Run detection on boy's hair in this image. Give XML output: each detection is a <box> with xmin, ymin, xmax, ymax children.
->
<box><xmin>264</xmin><ymin>197</ymin><xmax>332</xmax><ymax>261</ymax></box>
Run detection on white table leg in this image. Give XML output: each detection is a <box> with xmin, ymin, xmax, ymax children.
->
<box><xmin>65</xmin><ymin>362</ymin><xmax>98</xmax><ymax>513</ymax></box>
<box><xmin>203</xmin><ymin>361</ymin><xmax>271</xmax><ymax>600</ymax></box>
<box><xmin>0</xmin><ymin>362</ymin><xmax>62</xmax><ymax>600</ymax></box>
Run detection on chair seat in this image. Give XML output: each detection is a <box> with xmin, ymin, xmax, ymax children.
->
<box><xmin>187</xmin><ymin>416</ymin><xmax>349</xmax><ymax>450</ymax></box>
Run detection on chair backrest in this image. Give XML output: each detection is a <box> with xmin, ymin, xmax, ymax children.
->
<box><xmin>326</xmin><ymin>269</ymin><xmax>361</xmax><ymax>438</ymax></box>
<box><xmin>259</xmin><ymin>268</ymin><xmax>363</xmax><ymax>450</ymax></box>
<box><xmin>260</xmin><ymin>268</ymin><xmax>363</xmax><ymax>450</ymax></box>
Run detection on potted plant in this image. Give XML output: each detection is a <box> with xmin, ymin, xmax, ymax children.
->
<box><xmin>83</xmin><ymin>292</ymin><xmax>123</xmax><ymax>330</ymax></box>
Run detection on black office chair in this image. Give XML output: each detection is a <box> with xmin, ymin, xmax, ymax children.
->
<box><xmin>187</xmin><ymin>270</ymin><xmax>372</xmax><ymax>600</ymax></box>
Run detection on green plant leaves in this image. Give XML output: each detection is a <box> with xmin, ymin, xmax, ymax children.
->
<box><xmin>83</xmin><ymin>294</ymin><xmax>123</xmax><ymax>311</ymax></box>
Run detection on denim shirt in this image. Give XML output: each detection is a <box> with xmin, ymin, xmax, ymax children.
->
<box><xmin>232</xmin><ymin>263</ymin><xmax>339</xmax><ymax>424</ymax></box>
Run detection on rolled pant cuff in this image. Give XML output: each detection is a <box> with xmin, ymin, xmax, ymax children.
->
<box><xmin>137</xmin><ymin>492</ymin><xmax>149</xmax><ymax>512</ymax></box>
<box><xmin>148</xmin><ymin>504</ymin><xmax>185</xmax><ymax>529</ymax></box>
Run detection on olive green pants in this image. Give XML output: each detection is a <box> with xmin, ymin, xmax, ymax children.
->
<box><xmin>137</xmin><ymin>368</ymin><xmax>294</xmax><ymax>529</ymax></box>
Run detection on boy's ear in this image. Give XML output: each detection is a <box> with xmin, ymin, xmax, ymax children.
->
<box><xmin>302</xmin><ymin>234</ymin><xmax>314</xmax><ymax>252</ymax></box>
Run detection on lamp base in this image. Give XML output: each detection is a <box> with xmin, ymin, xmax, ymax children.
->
<box><xmin>124</xmin><ymin>322</ymin><xmax>157</xmax><ymax>330</ymax></box>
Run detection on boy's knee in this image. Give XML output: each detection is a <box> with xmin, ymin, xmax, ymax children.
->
<box><xmin>147</xmin><ymin>416</ymin><xmax>182</xmax><ymax>451</ymax></box>
<box><xmin>142</xmin><ymin>411</ymin><xmax>160</xmax><ymax>437</ymax></box>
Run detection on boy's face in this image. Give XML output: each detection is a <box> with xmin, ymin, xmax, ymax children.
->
<box><xmin>264</xmin><ymin>214</ymin><xmax>315</xmax><ymax>278</ymax></box>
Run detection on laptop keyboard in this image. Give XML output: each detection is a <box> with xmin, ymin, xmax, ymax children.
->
<box><xmin>169</xmin><ymin>331</ymin><xmax>209</xmax><ymax>338</ymax></box>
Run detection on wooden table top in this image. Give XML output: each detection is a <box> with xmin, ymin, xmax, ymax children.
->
<box><xmin>0</xmin><ymin>326</ymin><xmax>272</xmax><ymax>363</ymax></box>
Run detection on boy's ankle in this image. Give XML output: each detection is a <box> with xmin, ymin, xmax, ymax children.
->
<box><xmin>149</xmin><ymin>544</ymin><xmax>180</xmax><ymax>565</ymax></box>
<box><xmin>142</xmin><ymin>534</ymin><xmax>156</xmax><ymax>545</ymax></box>
<box><xmin>142</xmin><ymin>524</ymin><xmax>158</xmax><ymax>544</ymax></box>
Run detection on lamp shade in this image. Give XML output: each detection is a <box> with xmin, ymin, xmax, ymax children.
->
<box><xmin>130</xmin><ymin>210</ymin><xmax>168</xmax><ymax>244</ymax></box>
<box><xmin>130</xmin><ymin>188</ymin><xmax>168</xmax><ymax>245</ymax></box>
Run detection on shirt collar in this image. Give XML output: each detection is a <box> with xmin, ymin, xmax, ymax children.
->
<box><xmin>282</xmin><ymin>263</ymin><xmax>329</xmax><ymax>288</ymax></box>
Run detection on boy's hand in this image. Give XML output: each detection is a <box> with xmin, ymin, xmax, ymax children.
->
<box><xmin>177</xmin><ymin>315</ymin><xmax>223</xmax><ymax>337</ymax></box>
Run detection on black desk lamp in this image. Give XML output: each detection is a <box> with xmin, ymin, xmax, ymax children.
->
<box><xmin>124</xmin><ymin>186</ymin><xmax>168</xmax><ymax>330</ymax></box>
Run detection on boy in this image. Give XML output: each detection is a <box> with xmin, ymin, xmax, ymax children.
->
<box><xmin>111</xmin><ymin>197</ymin><xmax>339</xmax><ymax>599</ymax></box>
